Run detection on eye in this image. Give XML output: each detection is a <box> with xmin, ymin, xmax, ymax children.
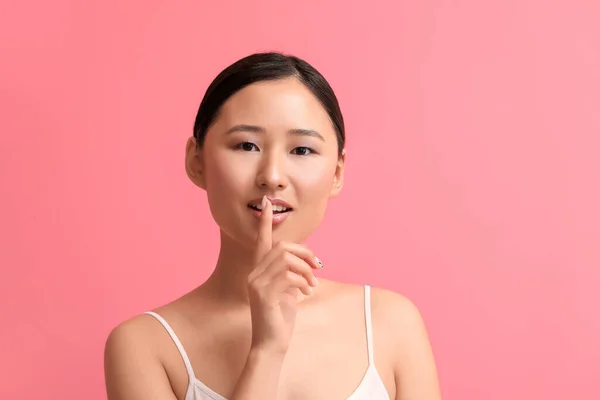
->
<box><xmin>235</xmin><ymin>142</ymin><xmax>259</xmax><ymax>151</ymax></box>
<box><xmin>291</xmin><ymin>146</ymin><xmax>314</xmax><ymax>156</ymax></box>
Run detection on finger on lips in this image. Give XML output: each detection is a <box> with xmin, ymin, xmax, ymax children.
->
<box><xmin>253</xmin><ymin>195</ymin><xmax>323</xmax><ymax>293</ymax></box>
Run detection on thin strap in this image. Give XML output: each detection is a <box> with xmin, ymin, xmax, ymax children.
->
<box><xmin>364</xmin><ymin>285</ymin><xmax>375</xmax><ymax>364</ymax></box>
<box><xmin>144</xmin><ymin>311</ymin><xmax>196</xmax><ymax>381</ymax></box>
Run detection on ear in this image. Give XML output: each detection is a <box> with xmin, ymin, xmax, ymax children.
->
<box><xmin>185</xmin><ymin>136</ymin><xmax>206</xmax><ymax>190</ymax></box>
<box><xmin>330</xmin><ymin>149</ymin><xmax>346</xmax><ymax>198</ymax></box>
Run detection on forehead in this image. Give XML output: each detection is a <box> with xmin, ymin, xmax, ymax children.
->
<box><xmin>215</xmin><ymin>78</ymin><xmax>335</xmax><ymax>137</ymax></box>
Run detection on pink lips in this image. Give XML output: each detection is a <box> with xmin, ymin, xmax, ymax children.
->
<box><xmin>247</xmin><ymin>197</ymin><xmax>293</xmax><ymax>225</ymax></box>
<box><xmin>247</xmin><ymin>197</ymin><xmax>293</xmax><ymax>209</ymax></box>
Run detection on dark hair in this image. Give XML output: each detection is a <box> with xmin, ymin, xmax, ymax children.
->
<box><xmin>193</xmin><ymin>52</ymin><xmax>345</xmax><ymax>156</ymax></box>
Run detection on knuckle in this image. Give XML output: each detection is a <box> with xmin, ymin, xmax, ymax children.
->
<box><xmin>248</xmin><ymin>274</ymin><xmax>264</xmax><ymax>289</ymax></box>
<box><xmin>282</xmin><ymin>251</ymin><xmax>295</xmax><ymax>264</ymax></box>
<box><xmin>285</xmin><ymin>270</ymin><xmax>296</xmax><ymax>281</ymax></box>
<box><xmin>247</xmin><ymin>278</ymin><xmax>258</xmax><ymax>292</ymax></box>
<box><xmin>297</xmin><ymin>261</ymin><xmax>312</xmax><ymax>273</ymax></box>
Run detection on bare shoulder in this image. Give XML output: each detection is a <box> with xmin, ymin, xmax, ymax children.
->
<box><xmin>104</xmin><ymin>313</ymin><xmax>179</xmax><ymax>400</ymax></box>
<box><xmin>105</xmin><ymin>291</ymin><xmax>198</xmax><ymax>363</ymax></box>
<box><xmin>105</xmin><ymin>312</ymin><xmax>164</xmax><ymax>358</ymax></box>
<box><xmin>369</xmin><ymin>286</ymin><xmax>426</xmax><ymax>334</ymax></box>
<box><xmin>107</xmin><ymin>311</ymin><xmax>160</xmax><ymax>336</ymax></box>
<box><xmin>323</xmin><ymin>280</ymin><xmax>424</xmax><ymax>330</ymax></box>
<box><xmin>368</xmin><ymin>286</ymin><xmax>442</xmax><ymax>399</ymax></box>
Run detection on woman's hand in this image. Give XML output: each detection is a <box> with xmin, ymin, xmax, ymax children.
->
<box><xmin>247</xmin><ymin>196</ymin><xmax>322</xmax><ymax>355</ymax></box>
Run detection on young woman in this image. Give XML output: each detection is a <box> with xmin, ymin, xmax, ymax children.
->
<box><xmin>104</xmin><ymin>52</ymin><xmax>441</xmax><ymax>400</ymax></box>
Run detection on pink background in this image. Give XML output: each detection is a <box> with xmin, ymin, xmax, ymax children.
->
<box><xmin>1</xmin><ymin>1</ymin><xmax>599</xmax><ymax>399</ymax></box>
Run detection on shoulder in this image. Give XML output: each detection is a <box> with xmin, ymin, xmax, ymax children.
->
<box><xmin>104</xmin><ymin>313</ymin><xmax>167</xmax><ymax>377</ymax></box>
<box><xmin>104</xmin><ymin>313</ymin><xmax>179</xmax><ymax>399</ymax></box>
<box><xmin>322</xmin><ymin>281</ymin><xmax>427</xmax><ymax>338</ymax></box>
<box><xmin>104</xmin><ymin>304</ymin><xmax>192</xmax><ymax>365</ymax></box>
<box><xmin>369</xmin><ymin>286</ymin><xmax>426</xmax><ymax>334</ymax></box>
<box><xmin>324</xmin><ymin>281</ymin><xmax>424</xmax><ymax>329</ymax></box>
<box><xmin>105</xmin><ymin>292</ymin><xmax>198</xmax><ymax>357</ymax></box>
<box><xmin>368</xmin><ymin>286</ymin><xmax>441</xmax><ymax>399</ymax></box>
<box><xmin>105</xmin><ymin>313</ymin><xmax>160</xmax><ymax>356</ymax></box>
<box><xmin>368</xmin><ymin>286</ymin><xmax>433</xmax><ymax>358</ymax></box>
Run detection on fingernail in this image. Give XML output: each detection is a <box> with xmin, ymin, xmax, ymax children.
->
<box><xmin>261</xmin><ymin>195</ymin><xmax>267</xmax><ymax>208</ymax></box>
<box><xmin>315</xmin><ymin>257</ymin><xmax>324</xmax><ymax>269</ymax></box>
<box><xmin>313</xmin><ymin>276</ymin><xmax>319</xmax><ymax>287</ymax></box>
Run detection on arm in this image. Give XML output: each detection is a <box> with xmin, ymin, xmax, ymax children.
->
<box><xmin>392</xmin><ymin>297</ymin><xmax>442</xmax><ymax>400</ymax></box>
<box><xmin>229</xmin><ymin>348</ymin><xmax>286</xmax><ymax>400</ymax></box>
<box><xmin>104</xmin><ymin>320</ymin><xmax>178</xmax><ymax>400</ymax></box>
<box><xmin>230</xmin><ymin>197</ymin><xmax>319</xmax><ymax>399</ymax></box>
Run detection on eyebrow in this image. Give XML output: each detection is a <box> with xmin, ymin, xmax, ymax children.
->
<box><xmin>225</xmin><ymin>124</ymin><xmax>325</xmax><ymax>141</ymax></box>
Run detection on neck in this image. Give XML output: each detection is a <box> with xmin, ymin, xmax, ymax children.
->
<box><xmin>202</xmin><ymin>230</ymin><xmax>256</xmax><ymax>306</ymax></box>
<box><xmin>201</xmin><ymin>230</ymin><xmax>323</xmax><ymax>307</ymax></box>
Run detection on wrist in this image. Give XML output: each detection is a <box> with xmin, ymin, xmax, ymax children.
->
<box><xmin>248</xmin><ymin>345</ymin><xmax>287</xmax><ymax>363</ymax></box>
<box><xmin>230</xmin><ymin>346</ymin><xmax>286</xmax><ymax>399</ymax></box>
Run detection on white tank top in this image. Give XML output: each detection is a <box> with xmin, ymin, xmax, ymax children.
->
<box><xmin>145</xmin><ymin>285</ymin><xmax>390</xmax><ymax>400</ymax></box>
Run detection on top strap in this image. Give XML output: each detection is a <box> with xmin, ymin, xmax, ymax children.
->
<box><xmin>364</xmin><ymin>285</ymin><xmax>375</xmax><ymax>365</ymax></box>
<box><xmin>144</xmin><ymin>311</ymin><xmax>196</xmax><ymax>381</ymax></box>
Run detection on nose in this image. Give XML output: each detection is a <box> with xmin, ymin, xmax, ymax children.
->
<box><xmin>255</xmin><ymin>151</ymin><xmax>288</xmax><ymax>190</ymax></box>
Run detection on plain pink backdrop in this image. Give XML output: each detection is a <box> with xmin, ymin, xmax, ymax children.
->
<box><xmin>1</xmin><ymin>1</ymin><xmax>599</xmax><ymax>399</ymax></box>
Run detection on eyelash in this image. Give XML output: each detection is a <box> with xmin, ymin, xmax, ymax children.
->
<box><xmin>234</xmin><ymin>142</ymin><xmax>316</xmax><ymax>156</ymax></box>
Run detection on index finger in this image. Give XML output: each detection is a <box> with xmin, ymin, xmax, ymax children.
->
<box><xmin>254</xmin><ymin>195</ymin><xmax>273</xmax><ymax>263</ymax></box>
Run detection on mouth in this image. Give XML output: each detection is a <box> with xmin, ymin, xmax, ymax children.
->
<box><xmin>247</xmin><ymin>203</ymin><xmax>293</xmax><ymax>214</ymax></box>
<box><xmin>247</xmin><ymin>198</ymin><xmax>294</xmax><ymax>225</ymax></box>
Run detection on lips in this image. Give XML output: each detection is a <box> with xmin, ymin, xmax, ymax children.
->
<box><xmin>247</xmin><ymin>197</ymin><xmax>294</xmax><ymax>225</ymax></box>
<box><xmin>247</xmin><ymin>197</ymin><xmax>294</xmax><ymax>214</ymax></box>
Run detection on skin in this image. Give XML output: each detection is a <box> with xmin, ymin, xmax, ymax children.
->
<box><xmin>104</xmin><ymin>77</ymin><xmax>441</xmax><ymax>399</ymax></box>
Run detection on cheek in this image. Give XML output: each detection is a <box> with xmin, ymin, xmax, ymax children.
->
<box><xmin>287</xmin><ymin>163</ymin><xmax>336</xmax><ymax>243</ymax></box>
<box><xmin>294</xmin><ymin>162</ymin><xmax>337</xmax><ymax>200</ymax></box>
<box><xmin>206</xmin><ymin>152</ymin><xmax>252</xmax><ymax>193</ymax></box>
<box><xmin>203</xmin><ymin>152</ymin><xmax>255</xmax><ymax>223</ymax></box>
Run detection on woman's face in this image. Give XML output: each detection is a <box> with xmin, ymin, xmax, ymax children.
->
<box><xmin>187</xmin><ymin>78</ymin><xmax>345</xmax><ymax>248</ymax></box>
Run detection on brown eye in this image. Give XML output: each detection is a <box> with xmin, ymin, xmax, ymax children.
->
<box><xmin>236</xmin><ymin>142</ymin><xmax>258</xmax><ymax>151</ymax></box>
<box><xmin>291</xmin><ymin>146</ymin><xmax>313</xmax><ymax>156</ymax></box>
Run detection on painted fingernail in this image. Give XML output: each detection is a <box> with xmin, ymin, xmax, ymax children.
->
<box><xmin>261</xmin><ymin>195</ymin><xmax>267</xmax><ymax>208</ymax></box>
<box><xmin>313</xmin><ymin>276</ymin><xmax>319</xmax><ymax>287</ymax></box>
<box><xmin>315</xmin><ymin>257</ymin><xmax>324</xmax><ymax>269</ymax></box>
